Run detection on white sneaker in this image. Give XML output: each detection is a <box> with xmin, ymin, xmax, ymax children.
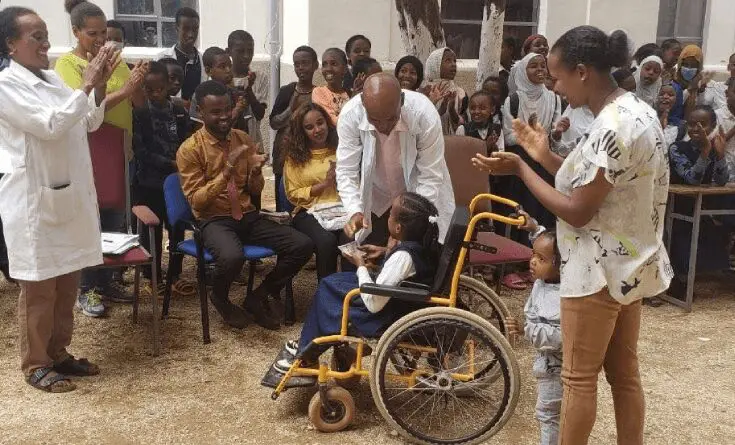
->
<box><xmin>274</xmin><ymin>357</ymin><xmax>294</xmax><ymax>374</ymax></box>
<box><xmin>284</xmin><ymin>340</ymin><xmax>298</xmax><ymax>356</ymax></box>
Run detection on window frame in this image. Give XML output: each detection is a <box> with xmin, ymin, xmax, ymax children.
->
<box><xmin>440</xmin><ymin>0</ymin><xmax>540</xmax><ymax>60</ymax></box>
<box><xmin>656</xmin><ymin>0</ymin><xmax>707</xmax><ymax>46</ymax></box>
<box><xmin>113</xmin><ymin>0</ymin><xmax>197</xmax><ymax>48</ymax></box>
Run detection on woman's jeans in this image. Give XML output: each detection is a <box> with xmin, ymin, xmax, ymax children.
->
<box><xmin>559</xmin><ymin>288</ymin><xmax>644</xmax><ymax>445</ymax></box>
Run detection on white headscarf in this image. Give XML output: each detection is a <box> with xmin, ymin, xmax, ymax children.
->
<box><xmin>423</xmin><ymin>47</ymin><xmax>467</xmax><ymax>134</ymax></box>
<box><xmin>634</xmin><ymin>55</ymin><xmax>664</xmax><ymax>107</ymax></box>
<box><xmin>515</xmin><ymin>52</ymin><xmax>558</xmax><ymax>129</ymax></box>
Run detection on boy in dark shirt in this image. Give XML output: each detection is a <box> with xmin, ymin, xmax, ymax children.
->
<box><xmin>133</xmin><ymin>61</ymin><xmax>189</xmax><ymax>284</ymax></box>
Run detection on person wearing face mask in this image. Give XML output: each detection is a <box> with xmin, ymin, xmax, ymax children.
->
<box><xmin>55</xmin><ymin>0</ymin><xmax>148</xmax><ymax>317</ymax></box>
<box><xmin>669</xmin><ymin>45</ymin><xmax>706</xmax><ymax>126</ymax></box>
<box><xmin>336</xmin><ymin>73</ymin><xmax>454</xmax><ymax>250</ymax></box>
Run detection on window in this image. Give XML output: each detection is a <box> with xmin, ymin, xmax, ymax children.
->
<box><xmin>441</xmin><ymin>0</ymin><xmax>539</xmax><ymax>59</ymax></box>
<box><xmin>114</xmin><ymin>0</ymin><xmax>198</xmax><ymax>48</ymax></box>
<box><xmin>656</xmin><ymin>0</ymin><xmax>707</xmax><ymax>45</ymax></box>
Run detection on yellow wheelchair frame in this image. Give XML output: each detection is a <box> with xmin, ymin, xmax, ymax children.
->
<box><xmin>270</xmin><ymin>194</ymin><xmax>526</xmax><ymax>443</ymax></box>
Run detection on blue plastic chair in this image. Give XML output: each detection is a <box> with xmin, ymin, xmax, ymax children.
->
<box><xmin>162</xmin><ymin>174</ymin><xmax>295</xmax><ymax>343</ymax></box>
<box><xmin>278</xmin><ymin>176</ymin><xmax>295</xmax><ymax>213</ymax></box>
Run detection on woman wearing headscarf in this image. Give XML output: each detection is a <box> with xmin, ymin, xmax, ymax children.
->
<box><xmin>394</xmin><ymin>55</ymin><xmax>424</xmax><ymax>91</ymax></box>
<box><xmin>669</xmin><ymin>45</ymin><xmax>704</xmax><ymax>126</ymax></box>
<box><xmin>422</xmin><ymin>47</ymin><xmax>467</xmax><ymax>135</ymax></box>
<box><xmin>633</xmin><ymin>55</ymin><xmax>663</xmax><ymax>107</ymax></box>
<box><xmin>498</xmin><ymin>52</ymin><xmax>561</xmax><ymax>272</ymax></box>
<box><xmin>508</xmin><ymin>34</ymin><xmax>549</xmax><ymax>95</ymax></box>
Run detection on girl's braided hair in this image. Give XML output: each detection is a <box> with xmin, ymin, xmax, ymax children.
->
<box><xmin>394</xmin><ymin>192</ymin><xmax>441</xmax><ymax>263</ymax></box>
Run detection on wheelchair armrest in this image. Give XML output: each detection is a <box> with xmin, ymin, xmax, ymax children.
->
<box><xmin>360</xmin><ymin>283</ymin><xmax>431</xmax><ymax>303</ymax></box>
<box><xmin>399</xmin><ymin>281</ymin><xmax>431</xmax><ymax>291</ymax></box>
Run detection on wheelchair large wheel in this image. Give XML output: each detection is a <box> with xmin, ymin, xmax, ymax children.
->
<box><xmin>457</xmin><ymin>275</ymin><xmax>511</xmax><ymax>336</ymax></box>
<box><xmin>370</xmin><ymin>307</ymin><xmax>520</xmax><ymax>445</ymax></box>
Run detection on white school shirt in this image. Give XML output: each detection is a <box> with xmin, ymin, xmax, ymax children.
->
<box><xmin>715</xmin><ymin>107</ymin><xmax>735</xmax><ymax>183</ymax></box>
<box><xmin>357</xmin><ymin>251</ymin><xmax>416</xmax><ymax>313</ymax></box>
<box><xmin>0</xmin><ymin>62</ymin><xmax>106</xmax><ymax>281</ymax></box>
<box><xmin>555</xmin><ymin>92</ymin><xmax>673</xmax><ymax>304</ymax></box>
<box><xmin>336</xmin><ymin>90</ymin><xmax>456</xmax><ymax>242</ymax></box>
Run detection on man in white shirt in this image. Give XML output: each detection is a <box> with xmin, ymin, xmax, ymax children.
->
<box><xmin>337</xmin><ymin>73</ymin><xmax>455</xmax><ymax>245</ymax></box>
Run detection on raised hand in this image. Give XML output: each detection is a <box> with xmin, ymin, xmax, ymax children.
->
<box><xmin>486</xmin><ymin>131</ymin><xmax>499</xmax><ymax>154</ymax></box>
<box><xmin>325</xmin><ymin>160</ymin><xmax>337</xmax><ymax>185</ymax></box>
<box><xmin>697</xmin><ymin>122</ymin><xmax>713</xmax><ymax>159</ymax></box>
<box><xmin>512</xmin><ymin>118</ymin><xmax>551</xmax><ymax>163</ymax></box>
<box><xmin>352</xmin><ymin>73</ymin><xmax>367</xmax><ymax>93</ymax></box>
<box><xmin>82</xmin><ymin>45</ymin><xmax>115</xmax><ymax>91</ymax></box>
<box><xmin>471</xmin><ymin>151</ymin><xmax>523</xmax><ymax>176</ymax></box>
<box><xmin>713</xmin><ymin>126</ymin><xmax>727</xmax><ymax>160</ymax></box>
<box><xmin>123</xmin><ymin>60</ymin><xmax>147</xmax><ymax>94</ymax></box>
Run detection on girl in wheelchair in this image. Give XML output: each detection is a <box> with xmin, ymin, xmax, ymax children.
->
<box><xmin>273</xmin><ymin>192</ymin><xmax>441</xmax><ymax>373</ymax></box>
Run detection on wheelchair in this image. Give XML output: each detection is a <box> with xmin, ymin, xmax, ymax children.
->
<box><xmin>263</xmin><ymin>194</ymin><xmax>525</xmax><ymax>445</ymax></box>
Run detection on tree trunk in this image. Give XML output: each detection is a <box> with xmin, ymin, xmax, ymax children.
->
<box><xmin>476</xmin><ymin>0</ymin><xmax>506</xmax><ymax>91</ymax></box>
<box><xmin>395</xmin><ymin>0</ymin><xmax>446</xmax><ymax>64</ymax></box>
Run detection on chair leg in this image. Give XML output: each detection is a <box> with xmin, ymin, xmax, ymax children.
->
<box><xmin>284</xmin><ymin>279</ymin><xmax>295</xmax><ymax>326</ymax></box>
<box><xmin>161</xmin><ymin>262</ymin><xmax>174</xmax><ymax>319</ymax></box>
<box><xmin>198</xmin><ymin>259</ymin><xmax>211</xmax><ymax>344</ymax></box>
<box><xmin>496</xmin><ymin>264</ymin><xmax>504</xmax><ymax>295</ymax></box>
<box><xmin>150</xmin><ymin>226</ymin><xmax>160</xmax><ymax>356</ymax></box>
<box><xmin>132</xmin><ymin>265</ymin><xmax>141</xmax><ymax>324</ymax></box>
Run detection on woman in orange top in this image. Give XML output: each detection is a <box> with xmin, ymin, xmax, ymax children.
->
<box><xmin>312</xmin><ymin>48</ymin><xmax>351</xmax><ymax>126</ymax></box>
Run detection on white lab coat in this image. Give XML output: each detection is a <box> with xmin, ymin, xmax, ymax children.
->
<box><xmin>0</xmin><ymin>62</ymin><xmax>106</xmax><ymax>281</ymax></box>
<box><xmin>336</xmin><ymin>90</ymin><xmax>455</xmax><ymax>242</ymax></box>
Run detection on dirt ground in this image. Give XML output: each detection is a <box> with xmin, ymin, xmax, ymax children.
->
<box><xmin>2</xmin><ymin>176</ymin><xmax>734</xmax><ymax>445</ymax></box>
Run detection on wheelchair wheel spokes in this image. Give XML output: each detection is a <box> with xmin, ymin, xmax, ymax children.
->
<box><xmin>371</xmin><ymin>308</ymin><xmax>520</xmax><ymax>445</ymax></box>
<box><xmin>457</xmin><ymin>275</ymin><xmax>509</xmax><ymax>335</ymax></box>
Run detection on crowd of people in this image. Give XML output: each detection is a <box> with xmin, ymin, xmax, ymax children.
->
<box><xmin>0</xmin><ymin>1</ymin><xmax>733</xmax><ymax>444</ymax></box>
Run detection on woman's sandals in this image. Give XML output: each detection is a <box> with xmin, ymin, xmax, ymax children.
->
<box><xmin>26</xmin><ymin>367</ymin><xmax>76</xmax><ymax>393</ymax></box>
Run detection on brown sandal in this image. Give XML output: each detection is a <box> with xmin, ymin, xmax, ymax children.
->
<box><xmin>26</xmin><ymin>367</ymin><xmax>76</xmax><ymax>393</ymax></box>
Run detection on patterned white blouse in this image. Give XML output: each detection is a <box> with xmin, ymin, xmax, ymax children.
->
<box><xmin>555</xmin><ymin>93</ymin><xmax>674</xmax><ymax>304</ymax></box>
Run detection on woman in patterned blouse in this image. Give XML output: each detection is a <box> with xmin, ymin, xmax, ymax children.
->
<box><xmin>472</xmin><ymin>26</ymin><xmax>672</xmax><ymax>445</ymax></box>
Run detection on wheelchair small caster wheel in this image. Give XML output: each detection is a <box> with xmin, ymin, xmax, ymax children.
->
<box><xmin>308</xmin><ymin>387</ymin><xmax>355</xmax><ymax>433</ymax></box>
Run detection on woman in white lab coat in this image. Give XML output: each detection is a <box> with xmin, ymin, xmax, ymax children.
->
<box><xmin>0</xmin><ymin>7</ymin><xmax>119</xmax><ymax>392</ymax></box>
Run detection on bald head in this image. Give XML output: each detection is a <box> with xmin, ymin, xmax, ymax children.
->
<box><xmin>362</xmin><ymin>73</ymin><xmax>402</xmax><ymax>134</ymax></box>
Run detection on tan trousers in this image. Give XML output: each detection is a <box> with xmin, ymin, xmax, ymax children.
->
<box><xmin>559</xmin><ymin>288</ymin><xmax>644</xmax><ymax>445</ymax></box>
<box><xmin>18</xmin><ymin>271</ymin><xmax>81</xmax><ymax>376</ymax></box>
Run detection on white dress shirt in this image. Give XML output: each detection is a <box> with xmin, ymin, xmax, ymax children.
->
<box><xmin>0</xmin><ymin>62</ymin><xmax>106</xmax><ymax>281</ymax></box>
<box><xmin>336</xmin><ymin>90</ymin><xmax>456</xmax><ymax>242</ymax></box>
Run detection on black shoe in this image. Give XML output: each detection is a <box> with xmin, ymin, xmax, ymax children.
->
<box><xmin>210</xmin><ymin>297</ymin><xmax>249</xmax><ymax>329</ymax></box>
<box><xmin>243</xmin><ymin>297</ymin><xmax>280</xmax><ymax>331</ymax></box>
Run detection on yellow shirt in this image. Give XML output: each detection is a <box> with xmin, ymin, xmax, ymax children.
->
<box><xmin>284</xmin><ymin>148</ymin><xmax>340</xmax><ymax>211</ymax></box>
<box><xmin>54</xmin><ymin>52</ymin><xmax>133</xmax><ymax>135</ymax></box>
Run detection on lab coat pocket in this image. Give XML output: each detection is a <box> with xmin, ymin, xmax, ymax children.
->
<box><xmin>38</xmin><ymin>183</ymin><xmax>78</xmax><ymax>226</ymax></box>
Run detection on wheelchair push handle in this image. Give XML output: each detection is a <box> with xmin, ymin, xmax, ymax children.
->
<box><xmin>468</xmin><ymin>193</ymin><xmax>526</xmax><ymax>227</ymax></box>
